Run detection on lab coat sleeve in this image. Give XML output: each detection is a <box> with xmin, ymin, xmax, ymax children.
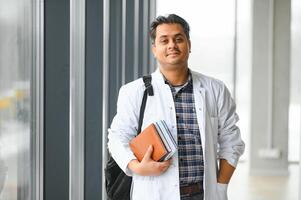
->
<box><xmin>217</xmin><ymin>83</ymin><xmax>245</xmax><ymax>167</ymax></box>
<box><xmin>107</xmin><ymin>85</ymin><xmax>141</xmax><ymax>176</ymax></box>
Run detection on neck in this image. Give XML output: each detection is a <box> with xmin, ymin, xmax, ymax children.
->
<box><xmin>159</xmin><ymin>66</ymin><xmax>189</xmax><ymax>86</ymax></box>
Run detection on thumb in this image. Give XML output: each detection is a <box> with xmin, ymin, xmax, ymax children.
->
<box><xmin>142</xmin><ymin>145</ymin><xmax>153</xmax><ymax>161</ymax></box>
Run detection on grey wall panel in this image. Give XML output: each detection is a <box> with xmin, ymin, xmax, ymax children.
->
<box><xmin>108</xmin><ymin>0</ymin><xmax>123</xmax><ymax>124</ymax></box>
<box><xmin>123</xmin><ymin>0</ymin><xmax>135</xmax><ymax>83</ymax></box>
<box><xmin>250</xmin><ymin>0</ymin><xmax>290</xmax><ymax>175</ymax></box>
<box><xmin>107</xmin><ymin>0</ymin><xmax>156</xmax><ymax>125</ymax></box>
<box><xmin>84</xmin><ymin>0</ymin><xmax>103</xmax><ymax>199</ymax></box>
<box><xmin>272</xmin><ymin>0</ymin><xmax>291</xmax><ymax>169</ymax></box>
<box><xmin>137</xmin><ymin>0</ymin><xmax>146</xmax><ymax>76</ymax></box>
<box><xmin>148</xmin><ymin>0</ymin><xmax>157</xmax><ymax>72</ymax></box>
<box><xmin>44</xmin><ymin>0</ymin><xmax>70</xmax><ymax>199</ymax></box>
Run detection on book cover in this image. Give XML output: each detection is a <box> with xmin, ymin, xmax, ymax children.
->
<box><xmin>129</xmin><ymin>121</ymin><xmax>177</xmax><ymax>162</ymax></box>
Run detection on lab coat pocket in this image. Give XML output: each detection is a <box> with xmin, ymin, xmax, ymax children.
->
<box><xmin>216</xmin><ymin>183</ymin><xmax>228</xmax><ymax>200</ymax></box>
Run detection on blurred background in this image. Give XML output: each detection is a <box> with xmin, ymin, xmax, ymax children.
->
<box><xmin>0</xmin><ymin>0</ymin><xmax>299</xmax><ymax>200</ymax></box>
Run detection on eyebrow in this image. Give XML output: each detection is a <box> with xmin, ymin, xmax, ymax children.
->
<box><xmin>158</xmin><ymin>33</ymin><xmax>185</xmax><ymax>39</ymax></box>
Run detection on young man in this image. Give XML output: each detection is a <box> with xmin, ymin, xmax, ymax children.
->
<box><xmin>108</xmin><ymin>14</ymin><xmax>245</xmax><ymax>200</ymax></box>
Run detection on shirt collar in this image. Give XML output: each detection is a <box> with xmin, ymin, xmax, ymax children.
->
<box><xmin>163</xmin><ymin>69</ymin><xmax>192</xmax><ymax>89</ymax></box>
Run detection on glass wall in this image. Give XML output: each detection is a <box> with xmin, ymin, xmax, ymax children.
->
<box><xmin>156</xmin><ymin>0</ymin><xmax>251</xmax><ymax>161</ymax></box>
<box><xmin>289</xmin><ymin>0</ymin><xmax>301</xmax><ymax>162</ymax></box>
<box><xmin>0</xmin><ymin>0</ymin><xmax>40</xmax><ymax>199</ymax></box>
<box><xmin>156</xmin><ymin>0</ymin><xmax>235</xmax><ymax>93</ymax></box>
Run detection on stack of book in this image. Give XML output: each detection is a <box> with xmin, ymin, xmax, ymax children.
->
<box><xmin>130</xmin><ymin>120</ymin><xmax>177</xmax><ymax>162</ymax></box>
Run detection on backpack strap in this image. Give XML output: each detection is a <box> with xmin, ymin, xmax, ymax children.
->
<box><xmin>137</xmin><ymin>75</ymin><xmax>153</xmax><ymax>134</ymax></box>
<box><xmin>143</xmin><ymin>75</ymin><xmax>154</xmax><ymax>96</ymax></box>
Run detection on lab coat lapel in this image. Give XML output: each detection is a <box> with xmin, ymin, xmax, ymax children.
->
<box><xmin>192</xmin><ymin>73</ymin><xmax>206</xmax><ymax>151</ymax></box>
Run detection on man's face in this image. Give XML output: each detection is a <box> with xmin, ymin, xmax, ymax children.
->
<box><xmin>152</xmin><ymin>23</ymin><xmax>191</xmax><ymax>70</ymax></box>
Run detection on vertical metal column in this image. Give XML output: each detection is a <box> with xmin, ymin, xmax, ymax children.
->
<box><xmin>33</xmin><ymin>0</ymin><xmax>44</xmax><ymax>199</ymax></box>
<box><xmin>69</xmin><ymin>0</ymin><xmax>86</xmax><ymax>200</ymax></box>
<box><xmin>102</xmin><ymin>0</ymin><xmax>110</xmax><ymax>199</ymax></box>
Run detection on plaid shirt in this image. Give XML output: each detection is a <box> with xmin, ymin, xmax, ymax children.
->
<box><xmin>164</xmin><ymin>72</ymin><xmax>204</xmax><ymax>195</ymax></box>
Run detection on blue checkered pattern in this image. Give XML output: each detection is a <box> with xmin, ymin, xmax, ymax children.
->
<box><xmin>164</xmin><ymin>72</ymin><xmax>204</xmax><ymax>198</ymax></box>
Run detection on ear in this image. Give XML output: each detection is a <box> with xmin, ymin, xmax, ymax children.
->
<box><xmin>188</xmin><ymin>40</ymin><xmax>191</xmax><ymax>53</ymax></box>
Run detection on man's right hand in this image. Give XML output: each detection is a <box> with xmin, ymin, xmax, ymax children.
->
<box><xmin>128</xmin><ymin>145</ymin><xmax>172</xmax><ymax>176</ymax></box>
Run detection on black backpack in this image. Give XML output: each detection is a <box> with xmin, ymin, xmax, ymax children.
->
<box><xmin>105</xmin><ymin>75</ymin><xmax>154</xmax><ymax>200</ymax></box>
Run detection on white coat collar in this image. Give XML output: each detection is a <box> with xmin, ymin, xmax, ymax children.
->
<box><xmin>152</xmin><ymin>68</ymin><xmax>166</xmax><ymax>86</ymax></box>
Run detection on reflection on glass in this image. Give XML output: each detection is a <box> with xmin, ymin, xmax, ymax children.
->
<box><xmin>0</xmin><ymin>0</ymin><xmax>34</xmax><ymax>199</ymax></box>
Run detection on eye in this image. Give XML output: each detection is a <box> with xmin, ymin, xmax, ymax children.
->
<box><xmin>159</xmin><ymin>39</ymin><xmax>168</xmax><ymax>44</ymax></box>
<box><xmin>175</xmin><ymin>37</ymin><xmax>183</xmax><ymax>43</ymax></box>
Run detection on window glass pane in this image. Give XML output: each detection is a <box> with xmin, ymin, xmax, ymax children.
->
<box><xmin>156</xmin><ymin>1</ymin><xmax>252</xmax><ymax>161</ymax></box>
<box><xmin>156</xmin><ymin>0</ymin><xmax>235</xmax><ymax>93</ymax></box>
<box><xmin>289</xmin><ymin>0</ymin><xmax>301</xmax><ymax>162</ymax></box>
<box><xmin>0</xmin><ymin>0</ymin><xmax>36</xmax><ymax>199</ymax></box>
<box><xmin>235</xmin><ymin>0</ymin><xmax>252</xmax><ymax>161</ymax></box>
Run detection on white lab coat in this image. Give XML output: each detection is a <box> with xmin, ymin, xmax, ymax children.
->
<box><xmin>108</xmin><ymin>69</ymin><xmax>245</xmax><ymax>200</ymax></box>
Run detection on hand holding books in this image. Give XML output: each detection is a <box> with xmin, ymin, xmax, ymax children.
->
<box><xmin>130</xmin><ymin>120</ymin><xmax>177</xmax><ymax>162</ymax></box>
<box><xmin>127</xmin><ymin>145</ymin><xmax>172</xmax><ymax>176</ymax></box>
<box><xmin>128</xmin><ymin>120</ymin><xmax>178</xmax><ymax>176</ymax></box>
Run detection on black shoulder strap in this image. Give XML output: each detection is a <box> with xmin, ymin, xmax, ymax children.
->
<box><xmin>137</xmin><ymin>75</ymin><xmax>153</xmax><ymax>134</ymax></box>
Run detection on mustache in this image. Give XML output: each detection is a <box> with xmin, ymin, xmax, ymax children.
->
<box><xmin>166</xmin><ymin>49</ymin><xmax>180</xmax><ymax>55</ymax></box>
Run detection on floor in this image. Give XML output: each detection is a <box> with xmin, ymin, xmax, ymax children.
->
<box><xmin>228</xmin><ymin>162</ymin><xmax>299</xmax><ymax>200</ymax></box>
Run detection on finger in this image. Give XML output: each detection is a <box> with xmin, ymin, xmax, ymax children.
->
<box><xmin>142</xmin><ymin>145</ymin><xmax>153</xmax><ymax>161</ymax></box>
<box><xmin>158</xmin><ymin>163</ymin><xmax>169</xmax><ymax>172</ymax></box>
<box><xmin>158</xmin><ymin>161</ymin><xmax>171</xmax><ymax>170</ymax></box>
<box><xmin>161</xmin><ymin>159</ymin><xmax>171</xmax><ymax>166</ymax></box>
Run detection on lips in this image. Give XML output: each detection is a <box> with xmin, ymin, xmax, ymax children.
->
<box><xmin>166</xmin><ymin>51</ymin><xmax>180</xmax><ymax>56</ymax></box>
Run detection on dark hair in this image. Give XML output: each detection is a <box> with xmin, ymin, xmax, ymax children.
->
<box><xmin>150</xmin><ymin>14</ymin><xmax>190</xmax><ymax>43</ymax></box>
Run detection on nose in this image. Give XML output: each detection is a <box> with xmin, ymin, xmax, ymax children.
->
<box><xmin>167</xmin><ymin>40</ymin><xmax>177</xmax><ymax>49</ymax></box>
